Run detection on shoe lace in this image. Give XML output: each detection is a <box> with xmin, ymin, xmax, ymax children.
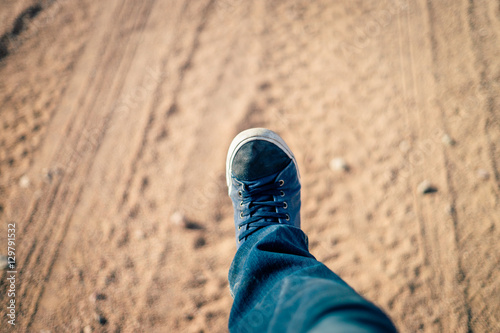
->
<box><xmin>237</xmin><ymin>180</ymin><xmax>289</xmax><ymax>242</ymax></box>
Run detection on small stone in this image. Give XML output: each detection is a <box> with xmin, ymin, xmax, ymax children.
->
<box><xmin>476</xmin><ymin>169</ymin><xmax>490</xmax><ymax>180</ymax></box>
<box><xmin>399</xmin><ymin>140</ymin><xmax>410</xmax><ymax>153</ymax></box>
<box><xmin>170</xmin><ymin>211</ymin><xmax>186</xmax><ymax>226</ymax></box>
<box><xmin>19</xmin><ymin>175</ymin><xmax>30</xmax><ymax>188</ymax></box>
<box><xmin>42</xmin><ymin>168</ymin><xmax>53</xmax><ymax>184</ymax></box>
<box><xmin>0</xmin><ymin>255</ymin><xmax>8</xmax><ymax>270</ymax></box>
<box><xmin>83</xmin><ymin>326</ymin><xmax>92</xmax><ymax>333</ymax></box>
<box><xmin>134</xmin><ymin>229</ymin><xmax>145</xmax><ymax>240</ymax></box>
<box><xmin>194</xmin><ymin>236</ymin><xmax>206</xmax><ymax>249</ymax></box>
<box><xmin>95</xmin><ymin>314</ymin><xmax>107</xmax><ymax>325</ymax></box>
<box><xmin>89</xmin><ymin>292</ymin><xmax>106</xmax><ymax>303</ymax></box>
<box><xmin>441</xmin><ymin>134</ymin><xmax>456</xmax><ymax>146</ymax></box>
<box><xmin>329</xmin><ymin>158</ymin><xmax>349</xmax><ymax>172</ymax></box>
<box><xmin>478</xmin><ymin>28</ymin><xmax>489</xmax><ymax>37</ymax></box>
<box><xmin>42</xmin><ymin>167</ymin><xmax>63</xmax><ymax>184</ymax></box>
<box><xmin>445</xmin><ymin>204</ymin><xmax>455</xmax><ymax>215</ymax></box>
<box><xmin>418</xmin><ymin>180</ymin><xmax>437</xmax><ymax>194</ymax></box>
<box><xmin>105</xmin><ymin>271</ymin><xmax>116</xmax><ymax>285</ymax></box>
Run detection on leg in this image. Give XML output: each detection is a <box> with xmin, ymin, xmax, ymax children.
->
<box><xmin>226</xmin><ymin>128</ymin><xmax>397</xmax><ymax>332</ymax></box>
<box><xmin>228</xmin><ymin>225</ymin><xmax>397</xmax><ymax>332</ymax></box>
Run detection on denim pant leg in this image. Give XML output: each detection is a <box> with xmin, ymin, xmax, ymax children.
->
<box><xmin>228</xmin><ymin>225</ymin><xmax>397</xmax><ymax>333</ymax></box>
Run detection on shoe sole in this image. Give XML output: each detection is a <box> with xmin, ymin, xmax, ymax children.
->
<box><xmin>226</xmin><ymin>128</ymin><xmax>300</xmax><ymax>194</ymax></box>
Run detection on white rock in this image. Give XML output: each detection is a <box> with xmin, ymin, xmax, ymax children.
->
<box><xmin>134</xmin><ymin>229</ymin><xmax>145</xmax><ymax>240</ymax></box>
<box><xmin>83</xmin><ymin>326</ymin><xmax>92</xmax><ymax>333</ymax></box>
<box><xmin>19</xmin><ymin>175</ymin><xmax>30</xmax><ymax>188</ymax></box>
<box><xmin>399</xmin><ymin>140</ymin><xmax>410</xmax><ymax>152</ymax></box>
<box><xmin>418</xmin><ymin>180</ymin><xmax>437</xmax><ymax>194</ymax></box>
<box><xmin>476</xmin><ymin>169</ymin><xmax>490</xmax><ymax>180</ymax></box>
<box><xmin>170</xmin><ymin>211</ymin><xmax>186</xmax><ymax>226</ymax></box>
<box><xmin>329</xmin><ymin>158</ymin><xmax>349</xmax><ymax>172</ymax></box>
<box><xmin>441</xmin><ymin>134</ymin><xmax>456</xmax><ymax>146</ymax></box>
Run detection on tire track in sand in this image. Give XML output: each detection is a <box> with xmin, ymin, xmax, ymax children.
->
<box><xmin>1</xmin><ymin>1</ymin><xmax>157</xmax><ymax>330</ymax></box>
<box><xmin>397</xmin><ymin>1</ymin><xmax>470</xmax><ymax>330</ymax></box>
<box><xmin>466</xmin><ymin>0</ymin><xmax>500</xmax><ymax>193</ymax></box>
<box><xmin>424</xmin><ymin>0</ymin><xmax>499</xmax><ymax>331</ymax></box>
<box><xmin>126</xmin><ymin>1</ymin><xmax>271</xmax><ymax>329</ymax></box>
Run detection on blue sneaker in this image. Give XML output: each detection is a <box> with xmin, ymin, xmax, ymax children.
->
<box><xmin>226</xmin><ymin>128</ymin><xmax>301</xmax><ymax>248</ymax></box>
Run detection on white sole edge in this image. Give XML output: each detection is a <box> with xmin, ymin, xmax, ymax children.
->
<box><xmin>225</xmin><ymin>128</ymin><xmax>300</xmax><ymax>194</ymax></box>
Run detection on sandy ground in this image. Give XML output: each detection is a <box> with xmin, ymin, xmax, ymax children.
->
<box><xmin>0</xmin><ymin>0</ymin><xmax>499</xmax><ymax>332</ymax></box>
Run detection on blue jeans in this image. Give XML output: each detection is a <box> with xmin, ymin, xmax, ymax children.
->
<box><xmin>228</xmin><ymin>225</ymin><xmax>398</xmax><ymax>332</ymax></box>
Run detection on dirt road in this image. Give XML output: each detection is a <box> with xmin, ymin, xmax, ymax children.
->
<box><xmin>0</xmin><ymin>0</ymin><xmax>499</xmax><ymax>332</ymax></box>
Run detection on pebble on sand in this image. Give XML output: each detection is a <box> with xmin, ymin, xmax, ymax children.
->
<box><xmin>0</xmin><ymin>255</ymin><xmax>8</xmax><ymax>270</ymax></box>
<box><xmin>134</xmin><ymin>229</ymin><xmax>145</xmax><ymax>240</ymax></box>
<box><xmin>329</xmin><ymin>158</ymin><xmax>349</xmax><ymax>172</ymax></box>
<box><xmin>95</xmin><ymin>314</ymin><xmax>107</xmax><ymax>325</ymax></box>
<box><xmin>89</xmin><ymin>292</ymin><xmax>106</xmax><ymax>304</ymax></box>
<box><xmin>42</xmin><ymin>168</ymin><xmax>53</xmax><ymax>183</ymax></box>
<box><xmin>399</xmin><ymin>140</ymin><xmax>410</xmax><ymax>153</ymax></box>
<box><xmin>476</xmin><ymin>169</ymin><xmax>490</xmax><ymax>180</ymax></box>
<box><xmin>441</xmin><ymin>134</ymin><xmax>456</xmax><ymax>146</ymax></box>
<box><xmin>19</xmin><ymin>175</ymin><xmax>30</xmax><ymax>188</ymax></box>
<box><xmin>418</xmin><ymin>180</ymin><xmax>437</xmax><ymax>194</ymax></box>
<box><xmin>42</xmin><ymin>167</ymin><xmax>63</xmax><ymax>184</ymax></box>
<box><xmin>170</xmin><ymin>211</ymin><xmax>186</xmax><ymax>226</ymax></box>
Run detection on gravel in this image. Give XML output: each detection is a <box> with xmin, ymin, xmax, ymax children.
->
<box><xmin>418</xmin><ymin>180</ymin><xmax>438</xmax><ymax>194</ymax></box>
<box><xmin>329</xmin><ymin>157</ymin><xmax>349</xmax><ymax>172</ymax></box>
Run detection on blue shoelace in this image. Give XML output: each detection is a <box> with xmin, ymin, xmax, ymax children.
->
<box><xmin>237</xmin><ymin>180</ymin><xmax>289</xmax><ymax>242</ymax></box>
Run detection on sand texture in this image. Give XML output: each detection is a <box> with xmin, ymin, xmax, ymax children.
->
<box><xmin>0</xmin><ymin>0</ymin><xmax>499</xmax><ymax>332</ymax></box>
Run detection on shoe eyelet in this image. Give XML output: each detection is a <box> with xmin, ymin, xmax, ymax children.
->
<box><xmin>279</xmin><ymin>180</ymin><xmax>285</xmax><ymax>186</ymax></box>
<box><xmin>280</xmin><ymin>190</ymin><xmax>285</xmax><ymax>197</ymax></box>
<box><xmin>285</xmin><ymin>214</ymin><xmax>290</xmax><ymax>221</ymax></box>
<box><xmin>238</xmin><ymin>190</ymin><xmax>242</xmax><ymax>197</ymax></box>
<box><xmin>238</xmin><ymin>225</ymin><xmax>241</xmax><ymax>230</ymax></box>
<box><xmin>240</xmin><ymin>201</ymin><xmax>244</xmax><ymax>206</ymax></box>
<box><xmin>283</xmin><ymin>202</ymin><xmax>288</xmax><ymax>209</ymax></box>
<box><xmin>238</xmin><ymin>239</ymin><xmax>241</xmax><ymax>243</ymax></box>
<box><xmin>240</xmin><ymin>212</ymin><xmax>244</xmax><ymax>218</ymax></box>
